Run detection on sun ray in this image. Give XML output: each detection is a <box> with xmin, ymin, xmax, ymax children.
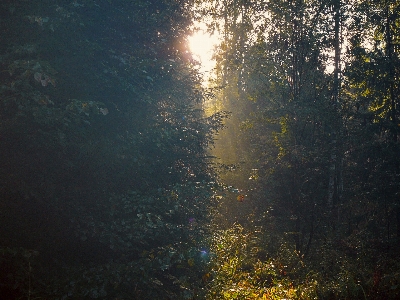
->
<box><xmin>188</xmin><ymin>24</ymin><xmax>219</xmax><ymax>81</ymax></box>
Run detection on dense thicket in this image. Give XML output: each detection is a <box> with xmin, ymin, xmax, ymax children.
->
<box><xmin>199</xmin><ymin>0</ymin><xmax>400</xmax><ymax>299</ymax></box>
<box><xmin>0</xmin><ymin>1</ymin><xmax>221</xmax><ymax>299</ymax></box>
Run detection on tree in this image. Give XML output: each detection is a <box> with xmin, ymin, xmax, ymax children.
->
<box><xmin>199</xmin><ymin>0</ymin><xmax>400</xmax><ymax>298</ymax></box>
<box><xmin>0</xmin><ymin>0</ymin><xmax>222</xmax><ymax>298</ymax></box>
<box><xmin>345</xmin><ymin>0</ymin><xmax>400</xmax><ymax>250</ymax></box>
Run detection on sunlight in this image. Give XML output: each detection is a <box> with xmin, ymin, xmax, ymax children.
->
<box><xmin>188</xmin><ymin>24</ymin><xmax>219</xmax><ymax>81</ymax></box>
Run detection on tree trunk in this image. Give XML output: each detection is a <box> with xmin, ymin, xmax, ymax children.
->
<box><xmin>328</xmin><ymin>0</ymin><xmax>342</xmax><ymax>217</ymax></box>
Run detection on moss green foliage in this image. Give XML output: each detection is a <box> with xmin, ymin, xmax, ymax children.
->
<box><xmin>203</xmin><ymin>221</ymin><xmax>400</xmax><ymax>300</ymax></box>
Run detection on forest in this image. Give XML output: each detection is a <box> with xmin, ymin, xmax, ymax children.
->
<box><xmin>0</xmin><ymin>0</ymin><xmax>399</xmax><ymax>299</ymax></box>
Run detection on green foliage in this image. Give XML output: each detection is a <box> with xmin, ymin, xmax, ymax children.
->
<box><xmin>199</xmin><ymin>0</ymin><xmax>400</xmax><ymax>299</ymax></box>
<box><xmin>37</xmin><ymin>182</ymin><xmax>219</xmax><ymax>299</ymax></box>
<box><xmin>205</xmin><ymin>224</ymin><xmax>321</xmax><ymax>300</ymax></box>
<box><xmin>0</xmin><ymin>0</ymin><xmax>223</xmax><ymax>299</ymax></box>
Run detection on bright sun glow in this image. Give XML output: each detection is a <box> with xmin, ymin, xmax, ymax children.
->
<box><xmin>188</xmin><ymin>24</ymin><xmax>219</xmax><ymax>81</ymax></box>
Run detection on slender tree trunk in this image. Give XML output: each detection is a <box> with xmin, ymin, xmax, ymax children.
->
<box><xmin>385</xmin><ymin>4</ymin><xmax>397</xmax><ymax>143</ymax></box>
<box><xmin>328</xmin><ymin>0</ymin><xmax>342</xmax><ymax>212</ymax></box>
<box><xmin>385</xmin><ymin>4</ymin><xmax>400</xmax><ymax>245</ymax></box>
